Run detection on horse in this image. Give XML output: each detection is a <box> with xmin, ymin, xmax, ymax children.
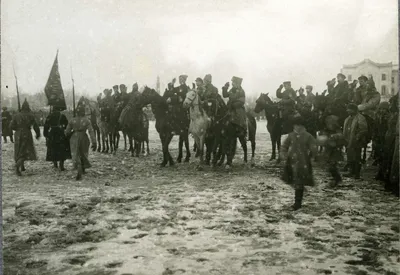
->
<box><xmin>141</xmin><ymin>86</ymin><xmax>190</xmax><ymax>167</ymax></box>
<box><xmin>208</xmin><ymin>94</ymin><xmax>257</xmax><ymax>168</ymax></box>
<box><xmin>118</xmin><ymin>95</ymin><xmax>150</xmax><ymax>157</ymax></box>
<box><xmin>254</xmin><ymin>93</ymin><xmax>291</xmax><ymax>162</ymax></box>
<box><xmin>77</xmin><ymin>97</ymin><xmax>101</xmax><ymax>152</ymax></box>
<box><xmin>182</xmin><ymin>85</ymin><xmax>212</xmax><ymax>169</ymax></box>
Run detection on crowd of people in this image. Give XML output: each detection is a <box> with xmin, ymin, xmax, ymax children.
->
<box><xmin>2</xmin><ymin>71</ymin><xmax>398</xmax><ymax>211</ymax></box>
<box><xmin>276</xmin><ymin>73</ymin><xmax>399</xmax><ymax>210</ymax></box>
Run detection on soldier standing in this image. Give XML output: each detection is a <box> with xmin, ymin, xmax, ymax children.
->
<box><xmin>65</xmin><ymin>103</ymin><xmax>97</xmax><ymax>180</ymax></box>
<box><xmin>9</xmin><ymin>99</ymin><xmax>41</xmax><ymax>176</ymax></box>
<box><xmin>343</xmin><ymin>103</ymin><xmax>368</xmax><ymax>180</ymax></box>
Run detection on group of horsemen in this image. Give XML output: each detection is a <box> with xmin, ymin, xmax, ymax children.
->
<box><xmin>94</xmin><ymin>74</ymin><xmax>249</xmax><ymax>138</ymax></box>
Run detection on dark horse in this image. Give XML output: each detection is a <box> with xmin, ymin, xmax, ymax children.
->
<box><xmin>118</xmin><ymin>96</ymin><xmax>150</xmax><ymax>157</ymax></box>
<box><xmin>206</xmin><ymin>94</ymin><xmax>257</xmax><ymax>168</ymax></box>
<box><xmin>141</xmin><ymin>87</ymin><xmax>190</xmax><ymax>167</ymax></box>
<box><xmin>254</xmin><ymin>93</ymin><xmax>291</xmax><ymax>162</ymax></box>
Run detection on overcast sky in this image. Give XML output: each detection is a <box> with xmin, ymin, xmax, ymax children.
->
<box><xmin>1</xmin><ymin>0</ymin><xmax>398</xmax><ymax>99</ymax></box>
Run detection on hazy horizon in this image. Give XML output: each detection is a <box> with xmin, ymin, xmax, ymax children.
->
<box><xmin>2</xmin><ymin>0</ymin><xmax>398</xmax><ymax>99</ymax></box>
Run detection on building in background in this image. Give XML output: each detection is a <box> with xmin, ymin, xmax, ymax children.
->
<box><xmin>341</xmin><ymin>59</ymin><xmax>398</xmax><ymax>101</ymax></box>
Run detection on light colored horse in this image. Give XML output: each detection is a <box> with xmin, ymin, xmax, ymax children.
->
<box><xmin>183</xmin><ymin>86</ymin><xmax>211</xmax><ymax>169</ymax></box>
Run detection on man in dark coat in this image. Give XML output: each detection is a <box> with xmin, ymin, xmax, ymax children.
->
<box><xmin>305</xmin><ymin>85</ymin><xmax>315</xmax><ymax>108</ymax></box>
<box><xmin>44</xmin><ymin>105</ymin><xmax>71</xmax><ymax>170</ymax></box>
<box><xmin>276</xmin><ymin>81</ymin><xmax>297</xmax><ymax>119</ymax></box>
<box><xmin>9</xmin><ymin>99</ymin><xmax>41</xmax><ymax>176</ymax></box>
<box><xmin>112</xmin><ymin>84</ymin><xmax>120</xmax><ymax>102</ymax></box>
<box><xmin>2</xmin><ymin>107</ymin><xmax>13</xmax><ymax>143</ymax></box>
<box><xmin>163</xmin><ymin>75</ymin><xmax>190</xmax><ymax>130</ymax></box>
<box><xmin>222</xmin><ymin>76</ymin><xmax>247</xmax><ymax>134</ymax></box>
<box><xmin>201</xmin><ymin>74</ymin><xmax>219</xmax><ymax>118</ymax></box>
<box><xmin>333</xmin><ymin>73</ymin><xmax>350</xmax><ymax>102</ymax></box>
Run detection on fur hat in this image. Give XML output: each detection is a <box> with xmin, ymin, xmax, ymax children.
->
<box><xmin>204</xmin><ymin>74</ymin><xmax>212</xmax><ymax>83</ymax></box>
<box><xmin>179</xmin><ymin>75</ymin><xmax>188</xmax><ymax>82</ymax></box>
<box><xmin>232</xmin><ymin>76</ymin><xmax>243</xmax><ymax>86</ymax></box>
<box><xmin>305</xmin><ymin>85</ymin><xmax>313</xmax><ymax>90</ymax></box>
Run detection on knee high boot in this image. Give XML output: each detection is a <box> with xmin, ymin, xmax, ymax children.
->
<box><xmin>354</xmin><ymin>162</ymin><xmax>362</xmax><ymax>179</ymax></box>
<box><xmin>15</xmin><ymin>160</ymin><xmax>23</xmax><ymax>176</ymax></box>
<box><xmin>293</xmin><ymin>189</ymin><xmax>304</xmax><ymax>210</ymax></box>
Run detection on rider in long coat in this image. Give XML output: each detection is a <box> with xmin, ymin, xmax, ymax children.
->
<box><xmin>222</xmin><ymin>76</ymin><xmax>247</xmax><ymax>133</ymax></box>
<box><xmin>65</xmin><ymin>104</ymin><xmax>97</xmax><ymax>180</ymax></box>
<box><xmin>201</xmin><ymin>74</ymin><xmax>219</xmax><ymax>118</ymax></box>
<box><xmin>2</xmin><ymin>107</ymin><xmax>13</xmax><ymax>143</ymax></box>
<box><xmin>276</xmin><ymin>81</ymin><xmax>297</xmax><ymax>119</ymax></box>
<box><xmin>43</xmin><ymin>105</ymin><xmax>71</xmax><ymax>170</ymax></box>
<box><xmin>9</xmin><ymin>99</ymin><xmax>41</xmax><ymax>176</ymax></box>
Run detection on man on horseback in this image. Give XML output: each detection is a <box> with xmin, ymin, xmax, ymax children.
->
<box><xmin>305</xmin><ymin>85</ymin><xmax>315</xmax><ymax>108</ymax></box>
<box><xmin>201</xmin><ymin>74</ymin><xmax>219</xmax><ymax>118</ymax></box>
<box><xmin>276</xmin><ymin>81</ymin><xmax>297</xmax><ymax>120</ymax></box>
<box><xmin>163</xmin><ymin>75</ymin><xmax>190</xmax><ymax>133</ymax></box>
<box><xmin>333</xmin><ymin>73</ymin><xmax>350</xmax><ymax>102</ymax></box>
<box><xmin>222</xmin><ymin>76</ymin><xmax>247</xmax><ymax>136</ymax></box>
<box><xmin>113</xmin><ymin>84</ymin><xmax>121</xmax><ymax>103</ymax></box>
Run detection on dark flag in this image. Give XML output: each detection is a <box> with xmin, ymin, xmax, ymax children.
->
<box><xmin>45</xmin><ymin>50</ymin><xmax>67</xmax><ymax>110</ymax></box>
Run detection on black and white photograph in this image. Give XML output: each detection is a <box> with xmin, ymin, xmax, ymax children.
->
<box><xmin>1</xmin><ymin>0</ymin><xmax>399</xmax><ymax>274</ymax></box>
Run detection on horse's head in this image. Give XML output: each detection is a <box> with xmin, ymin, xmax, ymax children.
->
<box><xmin>254</xmin><ymin>93</ymin><xmax>272</xmax><ymax>113</ymax></box>
<box><xmin>141</xmin><ymin>86</ymin><xmax>156</xmax><ymax>105</ymax></box>
<box><xmin>183</xmin><ymin>85</ymin><xmax>197</xmax><ymax>109</ymax></box>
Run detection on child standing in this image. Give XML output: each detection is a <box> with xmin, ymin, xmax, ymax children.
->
<box><xmin>280</xmin><ymin>116</ymin><xmax>318</xmax><ymax>210</ymax></box>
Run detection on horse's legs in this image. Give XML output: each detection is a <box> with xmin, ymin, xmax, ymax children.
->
<box><xmin>109</xmin><ymin>133</ymin><xmax>113</xmax><ymax>153</ymax></box>
<box><xmin>177</xmin><ymin>135</ymin><xmax>183</xmax><ymax>163</ymax></box>
<box><xmin>270</xmin><ymin>133</ymin><xmax>277</xmax><ymax>161</ymax></box>
<box><xmin>101</xmin><ymin>133</ymin><xmax>106</xmax><ymax>153</ymax></box>
<box><xmin>276</xmin><ymin>134</ymin><xmax>282</xmax><ymax>163</ymax></box>
<box><xmin>116</xmin><ymin>131</ymin><xmax>120</xmax><ymax>149</ymax></box>
<box><xmin>239</xmin><ymin>135</ymin><xmax>248</xmax><ymax>163</ymax></box>
<box><xmin>165</xmin><ymin>134</ymin><xmax>174</xmax><ymax>166</ymax></box>
<box><xmin>96</xmin><ymin>128</ymin><xmax>101</xmax><ymax>152</ymax></box>
<box><xmin>141</xmin><ymin>141</ymin><xmax>145</xmax><ymax>154</ymax></box>
<box><xmin>146</xmin><ymin>139</ymin><xmax>150</xmax><ymax>155</ymax></box>
<box><xmin>205</xmin><ymin>136</ymin><xmax>213</xmax><ymax>165</ymax></box>
<box><xmin>184</xmin><ymin>133</ymin><xmax>191</xmax><ymax>162</ymax></box>
<box><xmin>129</xmin><ymin>136</ymin><xmax>134</xmax><ymax>157</ymax></box>
<box><xmin>123</xmin><ymin>132</ymin><xmax>127</xmax><ymax>151</ymax></box>
<box><xmin>362</xmin><ymin>146</ymin><xmax>367</xmax><ymax>164</ymax></box>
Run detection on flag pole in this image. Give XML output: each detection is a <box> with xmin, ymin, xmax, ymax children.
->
<box><xmin>13</xmin><ymin>63</ymin><xmax>21</xmax><ymax>112</ymax></box>
<box><xmin>70</xmin><ymin>63</ymin><xmax>76</xmax><ymax>117</ymax></box>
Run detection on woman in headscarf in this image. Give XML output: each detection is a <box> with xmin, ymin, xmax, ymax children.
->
<box><xmin>65</xmin><ymin>103</ymin><xmax>97</xmax><ymax>180</ymax></box>
<box><xmin>9</xmin><ymin>99</ymin><xmax>41</xmax><ymax>176</ymax></box>
<box><xmin>43</xmin><ymin>105</ymin><xmax>71</xmax><ymax>170</ymax></box>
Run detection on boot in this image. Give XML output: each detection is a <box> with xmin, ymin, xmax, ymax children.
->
<box><xmin>10</xmin><ymin>135</ymin><xmax>14</xmax><ymax>143</ymax></box>
<box><xmin>15</xmin><ymin>163</ymin><xmax>22</xmax><ymax>176</ymax></box>
<box><xmin>53</xmin><ymin>161</ymin><xmax>58</xmax><ymax>168</ymax></box>
<box><xmin>354</xmin><ymin>162</ymin><xmax>362</xmax><ymax>180</ymax></box>
<box><xmin>292</xmin><ymin>189</ymin><xmax>304</xmax><ymax>210</ymax></box>
<box><xmin>76</xmin><ymin>166</ymin><xmax>83</xmax><ymax>181</ymax></box>
<box><xmin>329</xmin><ymin>166</ymin><xmax>342</xmax><ymax>187</ymax></box>
<box><xmin>3</xmin><ymin>137</ymin><xmax>7</xmax><ymax>143</ymax></box>
<box><xmin>60</xmin><ymin>161</ymin><xmax>65</xmax><ymax>171</ymax></box>
<box><xmin>21</xmin><ymin>162</ymin><xmax>26</xmax><ymax>172</ymax></box>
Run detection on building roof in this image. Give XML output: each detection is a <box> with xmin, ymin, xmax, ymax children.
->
<box><xmin>342</xmin><ymin>59</ymin><xmax>396</xmax><ymax>69</ymax></box>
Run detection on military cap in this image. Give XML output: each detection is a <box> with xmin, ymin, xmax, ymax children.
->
<box><xmin>283</xmin><ymin>81</ymin><xmax>291</xmax><ymax>85</ymax></box>
<box><xmin>195</xmin><ymin>77</ymin><xmax>203</xmax><ymax>83</ymax></box>
<box><xmin>358</xmin><ymin>75</ymin><xmax>368</xmax><ymax>82</ymax></box>
<box><xmin>346</xmin><ymin>103</ymin><xmax>358</xmax><ymax>111</ymax></box>
<box><xmin>305</xmin><ymin>85</ymin><xmax>313</xmax><ymax>90</ymax></box>
<box><xmin>232</xmin><ymin>76</ymin><xmax>243</xmax><ymax>86</ymax></box>
<box><xmin>113</xmin><ymin>85</ymin><xmax>118</xmax><ymax>89</ymax></box>
<box><xmin>337</xmin><ymin>73</ymin><xmax>346</xmax><ymax>79</ymax></box>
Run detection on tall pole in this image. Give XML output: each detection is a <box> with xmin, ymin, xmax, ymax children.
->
<box><xmin>70</xmin><ymin>64</ymin><xmax>76</xmax><ymax>117</ymax></box>
<box><xmin>13</xmin><ymin>63</ymin><xmax>21</xmax><ymax>112</ymax></box>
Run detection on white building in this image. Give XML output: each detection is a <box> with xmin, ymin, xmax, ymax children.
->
<box><xmin>341</xmin><ymin>59</ymin><xmax>398</xmax><ymax>101</ymax></box>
